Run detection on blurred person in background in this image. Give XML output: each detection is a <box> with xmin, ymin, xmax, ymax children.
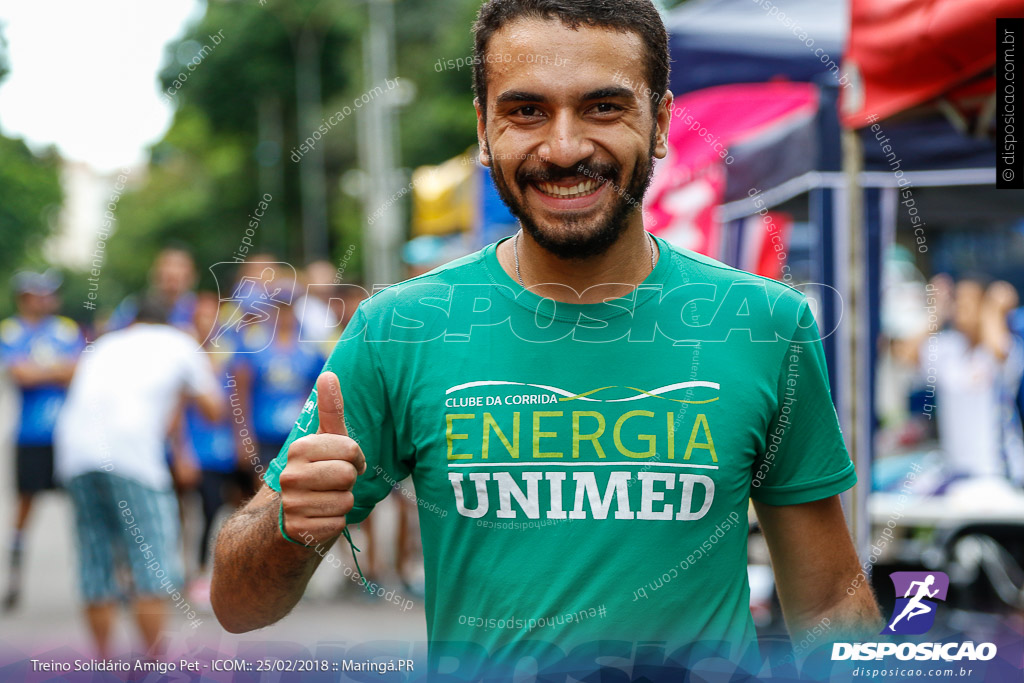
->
<box><xmin>182</xmin><ymin>292</ymin><xmax>245</xmax><ymax>607</ymax></box>
<box><xmin>208</xmin><ymin>253</ymin><xmax>282</xmax><ymax>350</ymax></box>
<box><xmin>54</xmin><ymin>296</ymin><xmax>222</xmax><ymax>658</ymax></box>
<box><xmin>296</xmin><ymin>260</ymin><xmax>340</xmax><ymax>347</ymax></box>
<box><xmin>927</xmin><ymin>278</ymin><xmax>1024</xmax><ymax>484</ymax></box>
<box><xmin>106</xmin><ymin>246</ymin><xmax>197</xmax><ymax>332</ymax></box>
<box><xmin>0</xmin><ymin>270</ymin><xmax>85</xmax><ymax>610</ymax></box>
<box><xmin>304</xmin><ymin>260</ymin><xmax>337</xmax><ymax>288</ymax></box>
<box><xmin>231</xmin><ymin>283</ymin><xmax>325</xmax><ymax>490</ymax></box>
<box><xmin>329</xmin><ymin>282</ymin><xmax>369</xmax><ymax>331</ymax></box>
<box><xmin>983</xmin><ymin>281</ymin><xmax>1024</xmax><ymax>485</ymax></box>
<box><xmin>876</xmin><ymin>247</ymin><xmax>933</xmax><ymax>448</ymax></box>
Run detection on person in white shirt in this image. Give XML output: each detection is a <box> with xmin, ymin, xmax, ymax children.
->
<box><xmin>55</xmin><ymin>296</ymin><xmax>222</xmax><ymax>658</ymax></box>
<box><xmin>928</xmin><ymin>279</ymin><xmax>1024</xmax><ymax>482</ymax></box>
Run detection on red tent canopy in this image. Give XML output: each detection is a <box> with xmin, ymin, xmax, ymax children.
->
<box><xmin>841</xmin><ymin>0</ymin><xmax>1016</xmax><ymax>129</ymax></box>
<box><xmin>646</xmin><ymin>81</ymin><xmax>817</xmax><ymax>261</ymax></box>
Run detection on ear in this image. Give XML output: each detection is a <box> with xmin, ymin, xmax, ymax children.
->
<box><xmin>653</xmin><ymin>91</ymin><xmax>673</xmax><ymax>159</ymax></box>
<box><xmin>474</xmin><ymin>97</ymin><xmax>491</xmax><ymax>167</ymax></box>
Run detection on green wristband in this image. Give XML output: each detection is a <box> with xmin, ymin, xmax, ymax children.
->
<box><xmin>278</xmin><ymin>501</ymin><xmax>310</xmax><ymax>547</ymax></box>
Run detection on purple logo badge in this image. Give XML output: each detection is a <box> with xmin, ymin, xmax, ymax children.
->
<box><xmin>882</xmin><ymin>571</ymin><xmax>949</xmax><ymax>635</ymax></box>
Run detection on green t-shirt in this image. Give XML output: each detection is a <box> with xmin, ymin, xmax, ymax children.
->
<box><xmin>264</xmin><ymin>233</ymin><xmax>855</xmax><ymax>675</ymax></box>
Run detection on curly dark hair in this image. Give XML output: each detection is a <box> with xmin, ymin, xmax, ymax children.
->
<box><xmin>472</xmin><ymin>0</ymin><xmax>670</xmax><ymax>114</ymax></box>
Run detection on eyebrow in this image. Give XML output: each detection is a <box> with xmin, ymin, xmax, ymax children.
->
<box><xmin>581</xmin><ymin>86</ymin><xmax>637</xmax><ymax>102</ymax></box>
<box><xmin>494</xmin><ymin>86</ymin><xmax>637</xmax><ymax>107</ymax></box>
<box><xmin>495</xmin><ymin>90</ymin><xmax>547</xmax><ymax>106</ymax></box>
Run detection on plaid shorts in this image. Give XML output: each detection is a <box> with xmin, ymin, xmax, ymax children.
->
<box><xmin>66</xmin><ymin>471</ymin><xmax>182</xmax><ymax>603</ymax></box>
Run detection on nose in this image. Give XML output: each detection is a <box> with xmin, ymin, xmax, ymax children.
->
<box><xmin>536</xmin><ymin>110</ymin><xmax>595</xmax><ymax>170</ymax></box>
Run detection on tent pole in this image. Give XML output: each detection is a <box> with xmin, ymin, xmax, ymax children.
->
<box><xmin>841</xmin><ymin>126</ymin><xmax>869</xmax><ymax>559</ymax></box>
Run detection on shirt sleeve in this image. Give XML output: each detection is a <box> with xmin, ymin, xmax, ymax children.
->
<box><xmin>0</xmin><ymin>320</ymin><xmax>20</xmax><ymax>363</ymax></box>
<box><xmin>262</xmin><ymin>305</ymin><xmax>408</xmax><ymax>525</ymax></box>
<box><xmin>750</xmin><ymin>301</ymin><xmax>857</xmax><ymax>505</ymax></box>
<box><xmin>182</xmin><ymin>337</ymin><xmax>220</xmax><ymax>398</ymax></box>
<box><xmin>71</xmin><ymin>328</ymin><xmax>86</xmax><ymax>357</ymax></box>
<box><xmin>56</xmin><ymin>318</ymin><xmax>86</xmax><ymax>358</ymax></box>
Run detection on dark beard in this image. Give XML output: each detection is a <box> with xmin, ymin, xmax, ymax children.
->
<box><xmin>487</xmin><ymin>135</ymin><xmax>656</xmax><ymax>261</ymax></box>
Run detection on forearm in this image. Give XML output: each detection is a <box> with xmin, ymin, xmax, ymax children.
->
<box><xmin>782</xmin><ymin>580</ymin><xmax>883</xmax><ymax>645</ymax></box>
<box><xmin>12</xmin><ymin>361</ymin><xmax>77</xmax><ymax>387</ymax></box>
<box><xmin>49</xmin><ymin>361</ymin><xmax>77</xmax><ymax>385</ymax></box>
<box><xmin>212</xmin><ymin>371</ymin><xmax>364</xmax><ymax>633</ymax></box>
<box><xmin>981</xmin><ymin>319</ymin><xmax>1011</xmax><ymax>361</ymax></box>
<box><xmin>195</xmin><ymin>390</ymin><xmax>224</xmax><ymax>422</ymax></box>
<box><xmin>210</xmin><ymin>487</ymin><xmax>328</xmax><ymax>633</ymax></box>
<box><xmin>754</xmin><ymin>497</ymin><xmax>883</xmax><ymax>647</ymax></box>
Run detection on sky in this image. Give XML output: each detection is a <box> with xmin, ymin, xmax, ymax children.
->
<box><xmin>0</xmin><ymin>0</ymin><xmax>202</xmax><ymax>173</ymax></box>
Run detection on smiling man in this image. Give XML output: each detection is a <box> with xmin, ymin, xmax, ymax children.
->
<box><xmin>211</xmin><ymin>0</ymin><xmax>881</xmax><ymax>677</ymax></box>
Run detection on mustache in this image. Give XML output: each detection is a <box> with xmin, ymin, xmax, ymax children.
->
<box><xmin>515</xmin><ymin>160</ymin><xmax>621</xmax><ymax>188</ymax></box>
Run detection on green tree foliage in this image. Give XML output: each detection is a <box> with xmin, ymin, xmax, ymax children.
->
<box><xmin>112</xmin><ymin>0</ymin><xmax>361</xmax><ymax>295</ymax></box>
<box><xmin>0</xmin><ymin>136</ymin><xmax>62</xmax><ymax>279</ymax></box>
<box><xmin>394</xmin><ymin>0</ymin><xmax>481</xmax><ymax>169</ymax></box>
<box><xmin>107</xmin><ymin>107</ymin><xmax>256</xmax><ymax>295</ymax></box>
<box><xmin>0</xmin><ymin>26</ymin><xmax>63</xmax><ymax>316</ymax></box>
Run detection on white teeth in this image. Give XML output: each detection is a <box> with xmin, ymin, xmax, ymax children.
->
<box><xmin>536</xmin><ymin>180</ymin><xmax>600</xmax><ymax>198</ymax></box>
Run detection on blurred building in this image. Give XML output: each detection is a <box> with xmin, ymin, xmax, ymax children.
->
<box><xmin>46</xmin><ymin>160</ymin><xmax>143</xmax><ymax>271</ymax></box>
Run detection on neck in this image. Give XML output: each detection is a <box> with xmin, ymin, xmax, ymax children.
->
<box><xmin>18</xmin><ymin>311</ymin><xmax>44</xmax><ymax>324</ymax></box>
<box><xmin>500</xmin><ymin>222</ymin><xmax>657</xmax><ymax>304</ymax></box>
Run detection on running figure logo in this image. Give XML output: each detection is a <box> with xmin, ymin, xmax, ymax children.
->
<box><xmin>204</xmin><ymin>262</ymin><xmax>297</xmax><ymax>353</ymax></box>
<box><xmin>882</xmin><ymin>571</ymin><xmax>949</xmax><ymax>635</ymax></box>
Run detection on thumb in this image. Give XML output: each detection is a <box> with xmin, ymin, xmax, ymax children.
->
<box><xmin>315</xmin><ymin>371</ymin><xmax>348</xmax><ymax>436</ymax></box>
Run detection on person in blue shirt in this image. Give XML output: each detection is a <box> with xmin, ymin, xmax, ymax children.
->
<box><xmin>0</xmin><ymin>270</ymin><xmax>84</xmax><ymax>610</ymax></box>
<box><xmin>106</xmin><ymin>246</ymin><xmax>197</xmax><ymax>332</ymax></box>
<box><xmin>230</xmin><ymin>282</ymin><xmax>325</xmax><ymax>490</ymax></box>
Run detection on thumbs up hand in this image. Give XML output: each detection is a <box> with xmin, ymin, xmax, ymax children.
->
<box><xmin>279</xmin><ymin>372</ymin><xmax>367</xmax><ymax>546</ymax></box>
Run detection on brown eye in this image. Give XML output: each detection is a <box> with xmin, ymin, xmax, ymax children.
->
<box><xmin>590</xmin><ymin>102</ymin><xmax>622</xmax><ymax>115</ymax></box>
<box><xmin>514</xmin><ymin>106</ymin><xmax>541</xmax><ymax>118</ymax></box>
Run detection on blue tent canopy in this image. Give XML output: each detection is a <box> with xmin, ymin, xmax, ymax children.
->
<box><xmin>666</xmin><ymin>0</ymin><xmax>993</xmax><ymax>174</ymax></box>
<box><xmin>665</xmin><ymin>0</ymin><xmax>847</xmax><ymax>97</ymax></box>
